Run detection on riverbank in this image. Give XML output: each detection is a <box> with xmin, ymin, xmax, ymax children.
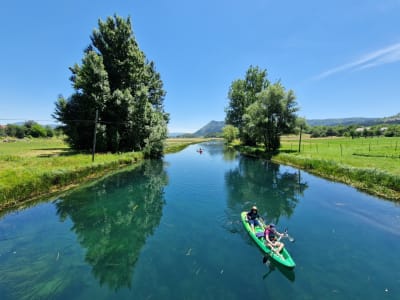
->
<box><xmin>0</xmin><ymin>137</ymin><xmax>209</xmax><ymax>210</ymax></box>
<box><xmin>231</xmin><ymin>136</ymin><xmax>400</xmax><ymax>201</ymax></box>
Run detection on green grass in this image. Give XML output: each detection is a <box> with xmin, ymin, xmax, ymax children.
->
<box><xmin>279</xmin><ymin>136</ymin><xmax>400</xmax><ymax>174</ymax></box>
<box><xmin>0</xmin><ymin>138</ymin><xmax>144</xmax><ymax>208</ymax></box>
<box><xmin>276</xmin><ymin>136</ymin><xmax>400</xmax><ymax>200</ymax></box>
<box><xmin>234</xmin><ymin>136</ymin><xmax>400</xmax><ymax>200</ymax></box>
<box><xmin>0</xmin><ymin>137</ymin><xmax>210</xmax><ymax>209</ymax></box>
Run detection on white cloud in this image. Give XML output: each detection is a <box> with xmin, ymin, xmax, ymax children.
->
<box><xmin>314</xmin><ymin>42</ymin><xmax>400</xmax><ymax>80</ymax></box>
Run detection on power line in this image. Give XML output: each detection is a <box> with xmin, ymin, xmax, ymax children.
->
<box><xmin>0</xmin><ymin>118</ymin><xmax>135</xmax><ymax>126</ymax></box>
<box><xmin>0</xmin><ymin>118</ymin><xmax>57</xmax><ymax>122</ymax></box>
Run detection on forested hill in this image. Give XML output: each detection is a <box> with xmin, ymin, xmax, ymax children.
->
<box><xmin>188</xmin><ymin>112</ymin><xmax>400</xmax><ymax>138</ymax></box>
<box><xmin>307</xmin><ymin>117</ymin><xmax>381</xmax><ymax>126</ymax></box>
<box><xmin>193</xmin><ymin>121</ymin><xmax>225</xmax><ymax>137</ymax></box>
<box><xmin>307</xmin><ymin>113</ymin><xmax>400</xmax><ymax>126</ymax></box>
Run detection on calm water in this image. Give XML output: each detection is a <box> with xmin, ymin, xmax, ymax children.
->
<box><xmin>0</xmin><ymin>142</ymin><xmax>399</xmax><ymax>299</ymax></box>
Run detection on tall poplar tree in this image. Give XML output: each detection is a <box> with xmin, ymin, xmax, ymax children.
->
<box><xmin>54</xmin><ymin>15</ymin><xmax>168</xmax><ymax>157</ymax></box>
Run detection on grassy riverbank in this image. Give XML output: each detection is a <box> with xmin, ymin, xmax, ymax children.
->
<box><xmin>0</xmin><ymin>137</ymin><xmax>208</xmax><ymax>209</ymax></box>
<box><xmin>234</xmin><ymin>136</ymin><xmax>400</xmax><ymax>201</ymax></box>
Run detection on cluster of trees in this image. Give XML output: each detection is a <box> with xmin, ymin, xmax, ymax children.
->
<box><xmin>0</xmin><ymin>121</ymin><xmax>58</xmax><ymax>139</ymax></box>
<box><xmin>308</xmin><ymin>124</ymin><xmax>400</xmax><ymax>138</ymax></box>
<box><xmin>54</xmin><ymin>15</ymin><xmax>169</xmax><ymax>158</ymax></box>
<box><xmin>224</xmin><ymin>66</ymin><xmax>298</xmax><ymax>152</ymax></box>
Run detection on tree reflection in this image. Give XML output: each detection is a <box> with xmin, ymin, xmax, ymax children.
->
<box><xmin>225</xmin><ymin>156</ymin><xmax>307</xmax><ymax>223</ymax></box>
<box><xmin>222</xmin><ymin>148</ymin><xmax>239</xmax><ymax>162</ymax></box>
<box><xmin>56</xmin><ymin>160</ymin><xmax>167</xmax><ymax>291</ymax></box>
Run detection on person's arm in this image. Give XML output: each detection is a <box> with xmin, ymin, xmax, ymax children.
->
<box><xmin>276</xmin><ymin>231</ymin><xmax>284</xmax><ymax>241</ymax></box>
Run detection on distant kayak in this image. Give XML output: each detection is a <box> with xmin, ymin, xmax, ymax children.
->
<box><xmin>241</xmin><ymin>211</ymin><xmax>296</xmax><ymax>268</ymax></box>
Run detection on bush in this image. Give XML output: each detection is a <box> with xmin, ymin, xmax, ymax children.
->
<box><xmin>30</xmin><ymin>124</ymin><xmax>47</xmax><ymax>138</ymax></box>
<box><xmin>45</xmin><ymin>125</ymin><xmax>54</xmax><ymax>137</ymax></box>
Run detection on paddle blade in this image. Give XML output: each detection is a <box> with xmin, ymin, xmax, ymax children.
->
<box><xmin>284</xmin><ymin>228</ymin><xmax>295</xmax><ymax>242</ymax></box>
<box><xmin>263</xmin><ymin>254</ymin><xmax>270</xmax><ymax>264</ymax></box>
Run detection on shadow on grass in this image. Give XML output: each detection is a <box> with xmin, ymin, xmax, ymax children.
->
<box><xmin>34</xmin><ymin>148</ymin><xmax>79</xmax><ymax>158</ymax></box>
<box><xmin>32</xmin><ymin>148</ymin><xmax>70</xmax><ymax>151</ymax></box>
<box><xmin>279</xmin><ymin>149</ymin><xmax>298</xmax><ymax>154</ymax></box>
<box><xmin>352</xmin><ymin>153</ymin><xmax>400</xmax><ymax>159</ymax></box>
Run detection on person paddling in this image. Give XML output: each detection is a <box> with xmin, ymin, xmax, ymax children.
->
<box><xmin>264</xmin><ymin>224</ymin><xmax>285</xmax><ymax>258</ymax></box>
<box><xmin>246</xmin><ymin>206</ymin><xmax>261</xmax><ymax>233</ymax></box>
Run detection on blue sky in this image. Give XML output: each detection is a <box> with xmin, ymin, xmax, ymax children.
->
<box><xmin>0</xmin><ymin>0</ymin><xmax>399</xmax><ymax>132</ymax></box>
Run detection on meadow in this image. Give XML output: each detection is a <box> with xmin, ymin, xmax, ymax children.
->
<box><xmin>275</xmin><ymin>135</ymin><xmax>400</xmax><ymax>200</ymax></box>
<box><xmin>0</xmin><ymin>137</ymin><xmax>208</xmax><ymax>209</ymax></box>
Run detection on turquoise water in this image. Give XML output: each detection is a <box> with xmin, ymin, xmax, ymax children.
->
<box><xmin>0</xmin><ymin>142</ymin><xmax>399</xmax><ymax>299</ymax></box>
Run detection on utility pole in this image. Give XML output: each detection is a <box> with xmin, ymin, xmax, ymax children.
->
<box><xmin>92</xmin><ymin>109</ymin><xmax>98</xmax><ymax>162</ymax></box>
<box><xmin>298</xmin><ymin>125</ymin><xmax>303</xmax><ymax>152</ymax></box>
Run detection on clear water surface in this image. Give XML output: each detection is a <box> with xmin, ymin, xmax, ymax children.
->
<box><xmin>0</xmin><ymin>142</ymin><xmax>399</xmax><ymax>299</ymax></box>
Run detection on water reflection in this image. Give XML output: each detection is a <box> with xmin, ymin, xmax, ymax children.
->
<box><xmin>197</xmin><ymin>141</ymin><xmax>221</xmax><ymax>155</ymax></box>
<box><xmin>56</xmin><ymin>160</ymin><xmax>168</xmax><ymax>290</ymax></box>
<box><xmin>198</xmin><ymin>141</ymin><xmax>239</xmax><ymax>161</ymax></box>
<box><xmin>225</xmin><ymin>156</ymin><xmax>307</xmax><ymax>224</ymax></box>
<box><xmin>262</xmin><ymin>254</ymin><xmax>295</xmax><ymax>282</ymax></box>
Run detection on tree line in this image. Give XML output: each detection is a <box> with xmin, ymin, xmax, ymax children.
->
<box><xmin>307</xmin><ymin>124</ymin><xmax>400</xmax><ymax>138</ymax></box>
<box><xmin>54</xmin><ymin>15</ymin><xmax>168</xmax><ymax>158</ymax></box>
<box><xmin>0</xmin><ymin>121</ymin><xmax>60</xmax><ymax>139</ymax></box>
<box><xmin>223</xmin><ymin>66</ymin><xmax>299</xmax><ymax>151</ymax></box>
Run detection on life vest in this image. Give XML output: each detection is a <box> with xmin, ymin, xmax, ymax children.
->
<box><xmin>264</xmin><ymin>228</ymin><xmax>276</xmax><ymax>241</ymax></box>
<box><xmin>247</xmin><ymin>210</ymin><xmax>259</xmax><ymax>220</ymax></box>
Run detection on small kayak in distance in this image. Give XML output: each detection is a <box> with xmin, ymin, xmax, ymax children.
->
<box><xmin>241</xmin><ymin>211</ymin><xmax>296</xmax><ymax>268</ymax></box>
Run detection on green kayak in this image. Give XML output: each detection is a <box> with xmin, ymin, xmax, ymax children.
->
<box><xmin>241</xmin><ymin>211</ymin><xmax>296</xmax><ymax>268</ymax></box>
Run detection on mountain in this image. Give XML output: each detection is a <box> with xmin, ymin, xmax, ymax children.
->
<box><xmin>306</xmin><ymin>117</ymin><xmax>381</xmax><ymax>127</ymax></box>
<box><xmin>307</xmin><ymin>113</ymin><xmax>400</xmax><ymax>127</ymax></box>
<box><xmin>382</xmin><ymin>112</ymin><xmax>400</xmax><ymax>124</ymax></box>
<box><xmin>189</xmin><ymin>113</ymin><xmax>400</xmax><ymax>137</ymax></box>
<box><xmin>168</xmin><ymin>132</ymin><xmax>189</xmax><ymax>138</ymax></box>
<box><xmin>193</xmin><ymin>120</ymin><xmax>225</xmax><ymax>137</ymax></box>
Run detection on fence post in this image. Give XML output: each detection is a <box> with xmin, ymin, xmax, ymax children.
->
<box><xmin>298</xmin><ymin>125</ymin><xmax>302</xmax><ymax>153</ymax></box>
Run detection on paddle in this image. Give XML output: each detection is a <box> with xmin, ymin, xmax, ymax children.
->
<box><xmin>284</xmin><ymin>228</ymin><xmax>295</xmax><ymax>243</ymax></box>
<box><xmin>258</xmin><ymin>217</ymin><xmax>267</xmax><ymax>228</ymax></box>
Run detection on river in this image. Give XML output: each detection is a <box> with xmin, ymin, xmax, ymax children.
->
<box><xmin>0</xmin><ymin>142</ymin><xmax>399</xmax><ymax>299</ymax></box>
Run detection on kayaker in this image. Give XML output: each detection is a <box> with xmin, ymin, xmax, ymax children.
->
<box><xmin>264</xmin><ymin>224</ymin><xmax>285</xmax><ymax>258</ymax></box>
<box><xmin>246</xmin><ymin>206</ymin><xmax>260</xmax><ymax>233</ymax></box>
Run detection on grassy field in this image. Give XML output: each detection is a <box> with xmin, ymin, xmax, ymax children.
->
<box><xmin>231</xmin><ymin>135</ymin><xmax>400</xmax><ymax>200</ymax></box>
<box><xmin>0</xmin><ymin>137</ymin><xmax>208</xmax><ymax>209</ymax></box>
<box><xmin>275</xmin><ymin>135</ymin><xmax>400</xmax><ymax>200</ymax></box>
<box><xmin>279</xmin><ymin>135</ymin><xmax>400</xmax><ymax>174</ymax></box>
